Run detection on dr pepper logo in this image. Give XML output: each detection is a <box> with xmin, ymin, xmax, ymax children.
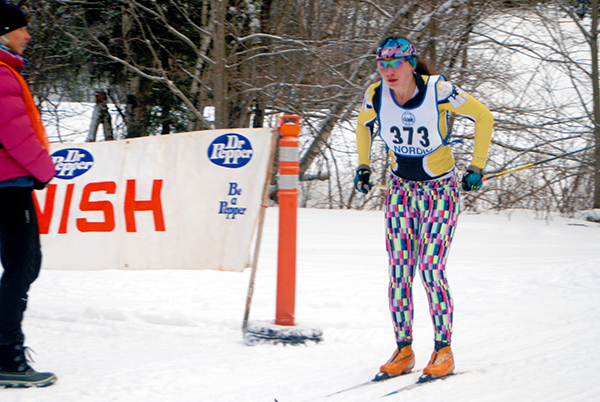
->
<box><xmin>208</xmin><ymin>133</ymin><xmax>253</xmax><ymax>168</ymax></box>
<box><xmin>51</xmin><ymin>148</ymin><xmax>94</xmax><ymax>179</ymax></box>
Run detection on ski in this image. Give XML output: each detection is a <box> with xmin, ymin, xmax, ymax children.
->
<box><xmin>274</xmin><ymin>374</ymin><xmax>408</xmax><ymax>402</ymax></box>
<box><xmin>380</xmin><ymin>371</ymin><xmax>468</xmax><ymax>397</ymax></box>
<box><xmin>322</xmin><ymin>370</ymin><xmax>416</xmax><ymax>398</ymax></box>
<box><xmin>275</xmin><ymin>371</ymin><xmax>467</xmax><ymax>402</ymax></box>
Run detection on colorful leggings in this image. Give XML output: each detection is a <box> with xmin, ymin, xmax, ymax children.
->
<box><xmin>385</xmin><ymin>174</ymin><xmax>460</xmax><ymax>344</ymax></box>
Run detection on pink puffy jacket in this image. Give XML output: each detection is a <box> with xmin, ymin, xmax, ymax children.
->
<box><xmin>0</xmin><ymin>48</ymin><xmax>55</xmax><ymax>183</ymax></box>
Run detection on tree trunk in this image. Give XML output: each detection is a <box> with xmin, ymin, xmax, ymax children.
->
<box><xmin>213</xmin><ymin>0</ymin><xmax>227</xmax><ymax>129</ymax></box>
<box><xmin>99</xmin><ymin>90</ymin><xmax>114</xmax><ymax>141</ymax></box>
<box><xmin>122</xmin><ymin>11</ymin><xmax>145</xmax><ymax>138</ymax></box>
<box><xmin>591</xmin><ymin>0</ymin><xmax>600</xmax><ymax>208</ymax></box>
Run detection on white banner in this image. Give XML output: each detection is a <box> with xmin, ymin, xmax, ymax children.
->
<box><xmin>34</xmin><ymin>128</ymin><xmax>274</xmax><ymax>271</ymax></box>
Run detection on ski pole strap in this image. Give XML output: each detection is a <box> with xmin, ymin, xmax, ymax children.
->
<box><xmin>441</xmin><ymin>128</ymin><xmax>463</xmax><ymax>146</ymax></box>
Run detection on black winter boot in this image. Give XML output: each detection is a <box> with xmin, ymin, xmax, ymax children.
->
<box><xmin>0</xmin><ymin>343</ymin><xmax>56</xmax><ymax>388</ymax></box>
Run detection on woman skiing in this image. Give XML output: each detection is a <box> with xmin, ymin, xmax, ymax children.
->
<box><xmin>354</xmin><ymin>36</ymin><xmax>493</xmax><ymax>383</ymax></box>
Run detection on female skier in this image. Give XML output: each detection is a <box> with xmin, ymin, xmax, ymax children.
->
<box><xmin>354</xmin><ymin>36</ymin><xmax>493</xmax><ymax>383</ymax></box>
<box><xmin>0</xmin><ymin>0</ymin><xmax>56</xmax><ymax>387</ymax></box>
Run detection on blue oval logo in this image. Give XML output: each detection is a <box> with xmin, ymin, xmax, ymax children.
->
<box><xmin>208</xmin><ymin>133</ymin><xmax>253</xmax><ymax>168</ymax></box>
<box><xmin>401</xmin><ymin>112</ymin><xmax>416</xmax><ymax>126</ymax></box>
<box><xmin>51</xmin><ymin>148</ymin><xmax>94</xmax><ymax>179</ymax></box>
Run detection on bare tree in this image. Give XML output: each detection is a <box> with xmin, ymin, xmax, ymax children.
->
<box><xmin>466</xmin><ymin>0</ymin><xmax>600</xmax><ymax>212</ymax></box>
<box><xmin>26</xmin><ymin>0</ymin><xmax>599</xmax><ymax>212</ymax></box>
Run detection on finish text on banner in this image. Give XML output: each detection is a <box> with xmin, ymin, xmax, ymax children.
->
<box><xmin>34</xmin><ymin>129</ymin><xmax>273</xmax><ymax>271</ymax></box>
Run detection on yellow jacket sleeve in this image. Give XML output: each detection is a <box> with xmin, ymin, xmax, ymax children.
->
<box><xmin>437</xmin><ymin>80</ymin><xmax>494</xmax><ymax>171</ymax></box>
<box><xmin>355</xmin><ymin>83</ymin><xmax>380</xmax><ymax>168</ymax></box>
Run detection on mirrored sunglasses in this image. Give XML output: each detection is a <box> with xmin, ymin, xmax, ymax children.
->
<box><xmin>377</xmin><ymin>58</ymin><xmax>408</xmax><ymax>70</ymax></box>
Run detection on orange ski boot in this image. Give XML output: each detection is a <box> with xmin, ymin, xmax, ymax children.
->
<box><xmin>419</xmin><ymin>345</ymin><xmax>454</xmax><ymax>383</ymax></box>
<box><xmin>373</xmin><ymin>344</ymin><xmax>415</xmax><ymax>381</ymax></box>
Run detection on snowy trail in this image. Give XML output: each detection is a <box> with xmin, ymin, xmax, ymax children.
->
<box><xmin>2</xmin><ymin>208</ymin><xmax>600</xmax><ymax>401</ymax></box>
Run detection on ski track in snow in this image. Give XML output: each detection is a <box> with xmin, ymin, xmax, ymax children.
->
<box><xmin>2</xmin><ymin>208</ymin><xmax>599</xmax><ymax>401</ymax></box>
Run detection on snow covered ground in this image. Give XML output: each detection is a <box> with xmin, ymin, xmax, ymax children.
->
<box><xmin>4</xmin><ymin>207</ymin><xmax>600</xmax><ymax>401</ymax></box>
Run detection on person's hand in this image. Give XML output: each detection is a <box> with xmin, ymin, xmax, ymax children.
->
<box><xmin>33</xmin><ymin>178</ymin><xmax>50</xmax><ymax>190</ymax></box>
<box><xmin>461</xmin><ymin>167</ymin><xmax>483</xmax><ymax>191</ymax></box>
<box><xmin>354</xmin><ymin>165</ymin><xmax>372</xmax><ymax>194</ymax></box>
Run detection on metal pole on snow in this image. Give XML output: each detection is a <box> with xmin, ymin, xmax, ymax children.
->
<box><xmin>242</xmin><ymin>128</ymin><xmax>279</xmax><ymax>333</ymax></box>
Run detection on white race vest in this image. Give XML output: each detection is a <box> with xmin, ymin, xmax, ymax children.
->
<box><xmin>378</xmin><ymin>75</ymin><xmax>444</xmax><ymax>158</ymax></box>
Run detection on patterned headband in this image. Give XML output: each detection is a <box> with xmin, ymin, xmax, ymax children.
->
<box><xmin>376</xmin><ymin>44</ymin><xmax>417</xmax><ymax>60</ymax></box>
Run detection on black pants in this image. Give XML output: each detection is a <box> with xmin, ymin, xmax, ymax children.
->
<box><xmin>0</xmin><ymin>187</ymin><xmax>41</xmax><ymax>345</ymax></box>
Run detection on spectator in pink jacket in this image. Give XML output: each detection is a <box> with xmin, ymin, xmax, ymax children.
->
<box><xmin>0</xmin><ymin>0</ymin><xmax>56</xmax><ymax>388</ymax></box>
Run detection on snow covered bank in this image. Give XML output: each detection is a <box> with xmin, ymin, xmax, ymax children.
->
<box><xmin>4</xmin><ymin>208</ymin><xmax>600</xmax><ymax>401</ymax></box>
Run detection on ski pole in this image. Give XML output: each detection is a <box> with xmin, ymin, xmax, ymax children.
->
<box><xmin>365</xmin><ymin>142</ymin><xmax>599</xmax><ymax>189</ymax></box>
<box><xmin>483</xmin><ymin>142</ymin><xmax>600</xmax><ymax>182</ymax></box>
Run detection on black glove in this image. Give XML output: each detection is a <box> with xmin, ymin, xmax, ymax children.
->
<box><xmin>461</xmin><ymin>167</ymin><xmax>483</xmax><ymax>192</ymax></box>
<box><xmin>354</xmin><ymin>166</ymin><xmax>372</xmax><ymax>194</ymax></box>
<box><xmin>33</xmin><ymin>178</ymin><xmax>50</xmax><ymax>190</ymax></box>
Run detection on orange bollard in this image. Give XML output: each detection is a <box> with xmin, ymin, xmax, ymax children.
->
<box><xmin>276</xmin><ymin>115</ymin><xmax>300</xmax><ymax>326</ymax></box>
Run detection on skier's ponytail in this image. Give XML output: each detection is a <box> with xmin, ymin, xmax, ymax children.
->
<box><xmin>414</xmin><ymin>57</ymin><xmax>437</xmax><ymax>76</ymax></box>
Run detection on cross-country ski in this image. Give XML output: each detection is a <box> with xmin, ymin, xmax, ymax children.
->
<box><xmin>381</xmin><ymin>371</ymin><xmax>469</xmax><ymax>397</ymax></box>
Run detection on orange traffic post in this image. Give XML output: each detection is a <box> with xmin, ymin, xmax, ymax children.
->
<box><xmin>276</xmin><ymin>115</ymin><xmax>300</xmax><ymax>326</ymax></box>
<box><xmin>242</xmin><ymin>114</ymin><xmax>322</xmax><ymax>345</ymax></box>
